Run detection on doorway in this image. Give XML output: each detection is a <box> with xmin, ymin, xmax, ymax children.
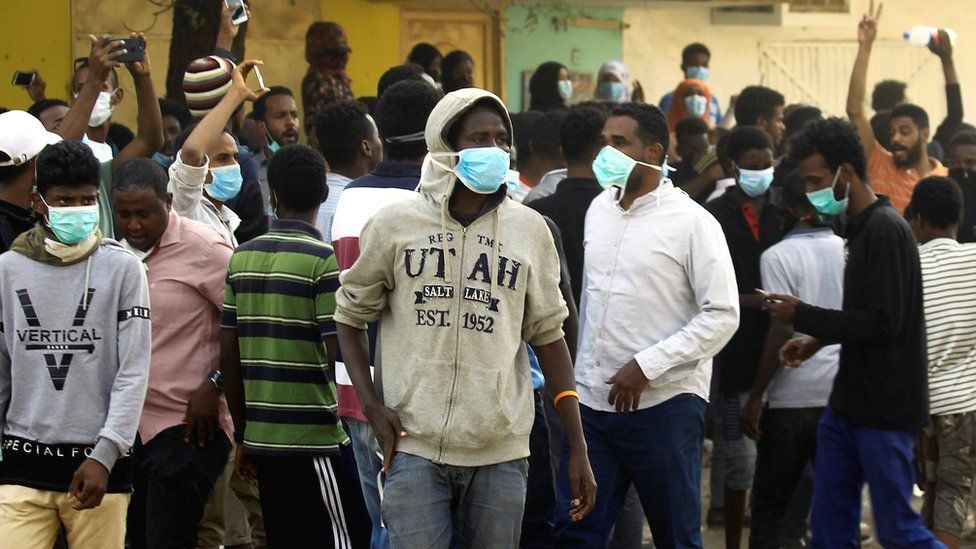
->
<box><xmin>400</xmin><ymin>3</ymin><xmax>504</xmax><ymax>98</ymax></box>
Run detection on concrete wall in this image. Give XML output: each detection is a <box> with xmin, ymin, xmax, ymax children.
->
<box><xmin>623</xmin><ymin>0</ymin><xmax>973</xmax><ymax>123</ymax></box>
<box><xmin>0</xmin><ymin>0</ymin><xmax>72</xmax><ymax>112</ymax></box>
<box><xmin>504</xmin><ymin>6</ymin><xmax>623</xmax><ymax>113</ymax></box>
<box><xmin>68</xmin><ymin>0</ymin><xmax>320</xmax><ymax>130</ymax></box>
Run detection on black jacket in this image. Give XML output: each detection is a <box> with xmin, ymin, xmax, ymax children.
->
<box><xmin>0</xmin><ymin>200</ymin><xmax>35</xmax><ymax>254</ymax></box>
<box><xmin>795</xmin><ymin>197</ymin><xmax>928</xmax><ymax>432</ymax></box>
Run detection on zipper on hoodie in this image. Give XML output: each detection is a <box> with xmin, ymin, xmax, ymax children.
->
<box><xmin>437</xmin><ymin>225</ymin><xmax>466</xmax><ymax>462</ymax></box>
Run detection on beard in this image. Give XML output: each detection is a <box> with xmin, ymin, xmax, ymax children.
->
<box><xmin>891</xmin><ymin>142</ymin><xmax>923</xmax><ymax>169</ymax></box>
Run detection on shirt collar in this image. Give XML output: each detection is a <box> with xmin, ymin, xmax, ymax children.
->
<box><xmin>613</xmin><ymin>179</ymin><xmax>675</xmax><ymax>212</ymax></box>
<box><xmin>920</xmin><ymin>237</ymin><xmax>959</xmax><ymax>250</ymax></box>
<box><xmin>845</xmin><ymin>195</ymin><xmax>890</xmax><ymax>238</ymax></box>
<box><xmin>270</xmin><ymin>218</ymin><xmax>323</xmax><ymax>240</ymax></box>
<box><xmin>372</xmin><ymin>161</ymin><xmax>422</xmax><ymax>178</ymax></box>
<box><xmin>157</xmin><ymin>210</ymin><xmax>183</xmax><ymax>248</ymax></box>
<box><xmin>557</xmin><ymin>178</ymin><xmax>602</xmax><ymax>191</ymax></box>
<box><xmin>254</xmin><ymin>148</ymin><xmax>270</xmax><ymax>167</ymax></box>
<box><xmin>784</xmin><ymin>226</ymin><xmax>835</xmax><ymax>239</ymax></box>
<box><xmin>328</xmin><ymin>172</ymin><xmax>353</xmax><ymax>185</ymax></box>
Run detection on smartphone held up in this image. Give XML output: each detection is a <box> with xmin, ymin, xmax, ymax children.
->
<box><xmin>11</xmin><ymin>71</ymin><xmax>35</xmax><ymax>87</ymax></box>
<box><xmin>226</xmin><ymin>0</ymin><xmax>249</xmax><ymax>25</ymax></box>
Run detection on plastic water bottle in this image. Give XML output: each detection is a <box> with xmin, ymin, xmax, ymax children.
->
<box><xmin>903</xmin><ymin>26</ymin><xmax>957</xmax><ymax>47</ymax></box>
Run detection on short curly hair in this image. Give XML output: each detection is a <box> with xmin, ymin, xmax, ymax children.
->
<box><xmin>268</xmin><ymin>144</ymin><xmax>326</xmax><ymax>213</ymax></box>
<box><xmin>375</xmin><ymin>80</ymin><xmax>442</xmax><ymax>161</ymax></box>
<box><xmin>561</xmin><ymin>105</ymin><xmax>607</xmax><ymax>165</ymax></box>
<box><xmin>788</xmin><ymin>117</ymin><xmax>867</xmax><ymax>182</ymax></box>
<box><xmin>315</xmin><ymin>101</ymin><xmax>373</xmax><ymax>169</ymax></box>
<box><xmin>35</xmin><ymin>141</ymin><xmax>100</xmax><ymax>196</ymax></box>
<box><xmin>734</xmin><ymin>86</ymin><xmax>785</xmax><ymax>127</ymax></box>
<box><xmin>726</xmin><ymin>126</ymin><xmax>773</xmax><ymax>165</ymax></box>
<box><xmin>610</xmin><ymin>102</ymin><xmax>670</xmax><ymax>152</ymax></box>
<box><xmin>906</xmin><ymin>176</ymin><xmax>962</xmax><ymax>229</ymax></box>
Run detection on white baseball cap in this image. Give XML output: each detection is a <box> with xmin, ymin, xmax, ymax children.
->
<box><xmin>0</xmin><ymin>110</ymin><xmax>62</xmax><ymax>167</ymax></box>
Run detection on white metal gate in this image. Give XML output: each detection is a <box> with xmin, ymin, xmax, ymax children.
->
<box><xmin>759</xmin><ymin>41</ymin><xmax>946</xmax><ymax>120</ymax></box>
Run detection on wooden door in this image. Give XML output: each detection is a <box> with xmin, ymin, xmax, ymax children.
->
<box><xmin>400</xmin><ymin>3</ymin><xmax>504</xmax><ymax>97</ymax></box>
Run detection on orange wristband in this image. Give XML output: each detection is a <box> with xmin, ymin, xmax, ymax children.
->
<box><xmin>553</xmin><ymin>390</ymin><xmax>579</xmax><ymax>408</ymax></box>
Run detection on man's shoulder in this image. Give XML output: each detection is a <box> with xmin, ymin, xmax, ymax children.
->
<box><xmin>232</xmin><ymin>231</ymin><xmax>334</xmax><ymax>267</ymax></box>
<box><xmin>97</xmin><ymin>239</ymin><xmax>145</xmax><ymax>269</ymax></box>
<box><xmin>180</xmin><ymin>216</ymin><xmax>233</xmax><ymax>245</ymax></box>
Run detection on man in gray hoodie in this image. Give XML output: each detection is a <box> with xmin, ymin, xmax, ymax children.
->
<box><xmin>0</xmin><ymin>140</ymin><xmax>151</xmax><ymax>548</ymax></box>
<box><xmin>335</xmin><ymin>88</ymin><xmax>596</xmax><ymax>547</ymax></box>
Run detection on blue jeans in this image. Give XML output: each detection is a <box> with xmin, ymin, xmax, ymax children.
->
<box><xmin>382</xmin><ymin>452</ymin><xmax>529</xmax><ymax>548</ymax></box>
<box><xmin>811</xmin><ymin>407</ymin><xmax>943</xmax><ymax>548</ymax></box>
<box><xmin>554</xmin><ymin>394</ymin><xmax>706</xmax><ymax>549</ymax></box>
<box><xmin>347</xmin><ymin>418</ymin><xmax>390</xmax><ymax>549</ymax></box>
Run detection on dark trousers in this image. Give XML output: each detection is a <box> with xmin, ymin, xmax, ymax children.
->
<box><xmin>127</xmin><ymin>425</ymin><xmax>231</xmax><ymax>549</ymax></box>
<box><xmin>554</xmin><ymin>395</ymin><xmax>706</xmax><ymax>549</ymax></box>
<box><xmin>749</xmin><ymin>407</ymin><xmax>822</xmax><ymax>549</ymax></box>
<box><xmin>810</xmin><ymin>407</ymin><xmax>941</xmax><ymax>548</ymax></box>
<box><xmin>520</xmin><ymin>389</ymin><xmax>556</xmax><ymax>548</ymax></box>
<box><xmin>252</xmin><ymin>444</ymin><xmax>371</xmax><ymax>548</ymax></box>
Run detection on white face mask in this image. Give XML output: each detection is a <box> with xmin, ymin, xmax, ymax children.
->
<box><xmin>88</xmin><ymin>91</ymin><xmax>114</xmax><ymax>127</ymax></box>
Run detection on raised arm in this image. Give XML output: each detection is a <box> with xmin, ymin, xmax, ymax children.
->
<box><xmin>215</xmin><ymin>3</ymin><xmax>247</xmax><ymax>61</ymax></box>
<box><xmin>847</xmin><ymin>1</ymin><xmax>884</xmax><ymax>157</ymax></box>
<box><xmin>182</xmin><ymin>60</ymin><xmax>268</xmax><ymax>168</ymax></box>
<box><xmin>57</xmin><ymin>35</ymin><xmax>125</xmax><ymax>141</ymax></box>
<box><xmin>930</xmin><ymin>29</ymin><xmax>963</xmax><ymax>147</ymax></box>
<box><xmin>113</xmin><ymin>33</ymin><xmax>163</xmax><ymax>171</ymax></box>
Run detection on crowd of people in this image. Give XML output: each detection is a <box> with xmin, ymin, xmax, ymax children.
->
<box><xmin>1</xmin><ymin>1</ymin><xmax>976</xmax><ymax>548</ymax></box>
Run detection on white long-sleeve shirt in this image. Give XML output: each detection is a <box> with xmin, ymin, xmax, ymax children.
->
<box><xmin>576</xmin><ymin>180</ymin><xmax>740</xmax><ymax>411</ymax></box>
<box><xmin>168</xmin><ymin>151</ymin><xmax>240</xmax><ymax>248</ymax></box>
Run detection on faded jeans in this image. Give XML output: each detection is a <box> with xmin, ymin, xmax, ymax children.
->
<box><xmin>347</xmin><ymin>417</ymin><xmax>390</xmax><ymax>548</ymax></box>
<box><xmin>381</xmin><ymin>452</ymin><xmax>529</xmax><ymax>548</ymax></box>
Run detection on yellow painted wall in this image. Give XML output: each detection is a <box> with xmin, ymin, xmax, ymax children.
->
<box><xmin>69</xmin><ymin>0</ymin><xmax>320</xmax><ymax>130</ymax></box>
<box><xmin>0</xmin><ymin>0</ymin><xmax>72</xmax><ymax>112</ymax></box>
<box><xmin>320</xmin><ymin>0</ymin><xmax>401</xmax><ymax>98</ymax></box>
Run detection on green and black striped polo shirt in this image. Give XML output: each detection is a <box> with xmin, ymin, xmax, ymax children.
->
<box><xmin>221</xmin><ymin>219</ymin><xmax>349</xmax><ymax>456</ymax></box>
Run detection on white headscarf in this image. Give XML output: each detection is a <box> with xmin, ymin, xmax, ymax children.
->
<box><xmin>596</xmin><ymin>60</ymin><xmax>632</xmax><ymax>103</ymax></box>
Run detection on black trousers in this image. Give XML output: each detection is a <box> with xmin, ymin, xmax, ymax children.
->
<box><xmin>252</xmin><ymin>444</ymin><xmax>372</xmax><ymax>548</ymax></box>
<box><xmin>521</xmin><ymin>389</ymin><xmax>557</xmax><ymax>548</ymax></box>
<box><xmin>127</xmin><ymin>425</ymin><xmax>231</xmax><ymax>549</ymax></box>
<box><xmin>749</xmin><ymin>407</ymin><xmax>823</xmax><ymax>549</ymax></box>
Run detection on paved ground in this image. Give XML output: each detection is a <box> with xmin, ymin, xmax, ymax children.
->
<box><xmin>634</xmin><ymin>452</ymin><xmax>976</xmax><ymax>548</ymax></box>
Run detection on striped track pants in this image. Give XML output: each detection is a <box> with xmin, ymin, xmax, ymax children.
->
<box><xmin>252</xmin><ymin>444</ymin><xmax>371</xmax><ymax>548</ymax></box>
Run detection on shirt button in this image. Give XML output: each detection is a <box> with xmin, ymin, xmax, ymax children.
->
<box><xmin>605</xmin><ymin>271</ymin><xmax>611</xmax><ymax>276</ymax></box>
<box><xmin>595</xmin><ymin>360</ymin><xmax>601</xmax><ymax>368</ymax></box>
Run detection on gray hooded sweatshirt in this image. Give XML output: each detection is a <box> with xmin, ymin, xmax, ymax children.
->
<box><xmin>335</xmin><ymin>88</ymin><xmax>569</xmax><ymax>467</ymax></box>
<box><xmin>0</xmin><ymin>232</ymin><xmax>150</xmax><ymax>491</ymax></box>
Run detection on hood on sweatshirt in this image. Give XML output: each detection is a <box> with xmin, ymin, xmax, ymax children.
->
<box><xmin>420</xmin><ymin>88</ymin><xmax>514</xmax><ymax>299</ymax></box>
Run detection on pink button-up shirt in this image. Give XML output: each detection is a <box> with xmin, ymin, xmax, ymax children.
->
<box><xmin>134</xmin><ymin>211</ymin><xmax>234</xmax><ymax>444</ymax></box>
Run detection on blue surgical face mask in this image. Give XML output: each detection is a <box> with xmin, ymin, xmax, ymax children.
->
<box><xmin>597</xmin><ymin>81</ymin><xmax>626</xmax><ymax>102</ymax></box>
<box><xmin>736</xmin><ymin>165</ymin><xmax>775</xmax><ymax>197</ymax></box>
<box><xmin>268</xmin><ymin>192</ymin><xmax>278</xmax><ymax>219</ymax></box>
<box><xmin>267</xmin><ymin>133</ymin><xmax>280</xmax><ymax>155</ymax></box>
<box><xmin>506</xmin><ymin>169</ymin><xmax>521</xmax><ymax>197</ymax></box>
<box><xmin>558</xmin><ymin>79</ymin><xmax>574</xmax><ymax>101</ymax></box>
<box><xmin>205</xmin><ymin>164</ymin><xmax>244</xmax><ymax>202</ymax></box>
<box><xmin>806</xmin><ymin>168</ymin><xmax>848</xmax><ymax>216</ymax></box>
<box><xmin>684</xmin><ymin>94</ymin><xmax>708</xmax><ymax>118</ymax></box>
<box><xmin>41</xmin><ymin>197</ymin><xmax>100</xmax><ymax>245</ymax></box>
<box><xmin>685</xmin><ymin>66</ymin><xmax>709</xmax><ymax>81</ymax></box>
<box><xmin>152</xmin><ymin>151</ymin><xmax>174</xmax><ymax>170</ymax></box>
<box><xmin>432</xmin><ymin>147</ymin><xmax>511</xmax><ymax>195</ymax></box>
<box><xmin>592</xmin><ymin>145</ymin><xmax>669</xmax><ymax>189</ymax></box>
